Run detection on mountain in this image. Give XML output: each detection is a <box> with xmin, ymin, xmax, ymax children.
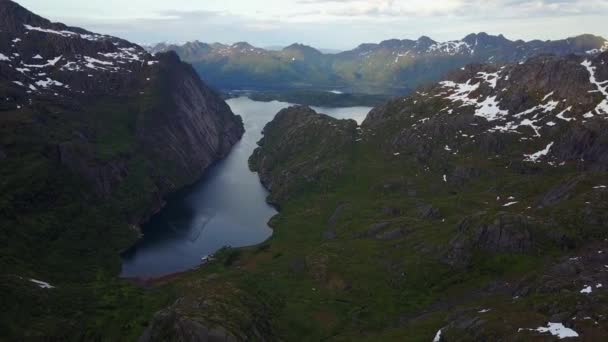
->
<box><xmin>139</xmin><ymin>51</ymin><xmax>608</xmax><ymax>340</ymax></box>
<box><xmin>0</xmin><ymin>0</ymin><xmax>243</xmax><ymax>339</ymax></box>
<box><xmin>148</xmin><ymin>33</ymin><xmax>608</xmax><ymax>95</ymax></box>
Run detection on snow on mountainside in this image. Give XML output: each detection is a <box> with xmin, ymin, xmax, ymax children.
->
<box><xmin>364</xmin><ymin>51</ymin><xmax>608</xmax><ymax>169</ymax></box>
<box><xmin>0</xmin><ymin>0</ymin><xmax>159</xmax><ymax>110</ymax></box>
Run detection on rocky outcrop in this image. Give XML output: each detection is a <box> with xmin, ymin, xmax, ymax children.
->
<box><xmin>139</xmin><ymin>307</ymin><xmax>238</xmax><ymax>342</ymax></box>
<box><xmin>444</xmin><ymin>213</ymin><xmax>535</xmax><ymax>267</ymax></box>
<box><xmin>249</xmin><ymin>105</ymin><xmax>357</xmax><ymax>204</ymax></box>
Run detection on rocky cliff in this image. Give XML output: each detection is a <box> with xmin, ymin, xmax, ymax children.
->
<box><xmin>0</xmin><ymin>0</ymin><xmax>244</xmax><ymax>214</ymax></box>
<box><xmin>0</xmin><ymin>1</ymin><xmax>243</xmax><ymax>339</ymax></box>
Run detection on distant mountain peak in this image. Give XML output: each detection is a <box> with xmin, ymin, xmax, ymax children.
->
<box><xmin>231</xmin><ymin>41</ymin><xmax>255</xmax><ymax>49</ymax></box>
<box><xmin>415</xmin><ymin>36</ymin><xmax>436</xmax><ymax>49</ymax></box>
<box><xmin>283</xmin><ymin>43</ymin><xmax>322</xmax><ymax>56</ymax></box>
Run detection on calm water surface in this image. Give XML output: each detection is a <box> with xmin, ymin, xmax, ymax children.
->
<box><xmin>120</xmin><ymin>97</ymin><xmax>372</xmax><ymax>278</ymax></box>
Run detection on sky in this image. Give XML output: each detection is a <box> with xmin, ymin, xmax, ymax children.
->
<box><xmin>17</xmin><ymin>0</ymin><xmax>608</xmax><ymax>50</ymax></box>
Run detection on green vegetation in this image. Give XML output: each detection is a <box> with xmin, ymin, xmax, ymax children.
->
<box><xmin>0</xmin><ymin>78</ymin><xmax>180</xmax><ymax>339</ymax></box>
<box><xmin>145</xmin><ymin>98</ymin><xmax>608</xmax><ymax>340</ymax></box>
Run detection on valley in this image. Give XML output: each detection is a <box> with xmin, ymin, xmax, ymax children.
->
<box><xmin>139</xmin><ymin>51</ymin><xmax>608</xmax><ymax>341</ymax></box>
<box><xmin>2</xmin><ymin>0</ymin><xmax>608</xmax><ymax>341</ymax></box>
<box><xmin>121</xmin><ymin>97</ymin><xmax>372</xmax><ymax>279</ymax></box>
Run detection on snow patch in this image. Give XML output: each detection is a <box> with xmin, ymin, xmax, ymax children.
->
<box><xmin>23</xmin><ymin>55</ymin><xmax>62</xmax><ymax>68</ymax></box>
<box><xmin>519</xmin><ymin>323</ymin><xmax>579</xmax><ymax>339</ymax></box>
<box><xmin>524</xmin><ymin>142</ymin><xmax>554</xmax><ymax>163</ymax></box>
<box><xmin>30</xmin><ymin>278</ymin><xmax>55</xmax><ymax>289</ymax></box>
<box><xmin>475</xmin><ymin>96</ymin><xmax>508</xmax><ymax>121</ymax></box>
<box><xmin>556</xmin><ymin>106</ymin><xmax>574</xmax><ymax>122</ymax></box>
<box><xmin>477</xmin><ymin>71</ymin><xmax>499</xmax><ymax>89</ymax></box>
<box><xmin>581</xmin><ymin>60</ymin><xmax>608</xmax><ymax>117</ymax></box>
<box><xmin>433</xmin><ymin>329</ymin><xmax>442</xmax><ymax>342</ymax></box>
<box><xmin>428</xmin><ymin>40</ymin><xmax>471</xmax><ymax>55</ymax></box>
<box><xmin>35</xmin><ymin>78</ymin><xmax>64</xmax><ymax>88</ymax></box>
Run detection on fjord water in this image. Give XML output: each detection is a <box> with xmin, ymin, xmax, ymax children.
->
<box><xmin>120</xmin><ymin>97</ymin><xmax>372</xmax><ymax>278</ymax></box>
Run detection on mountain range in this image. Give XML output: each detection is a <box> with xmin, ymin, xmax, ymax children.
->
<box><xmin>148</xmin><ymin>33</ymin><xmax>608</xmax><ymax>95</ymax></box>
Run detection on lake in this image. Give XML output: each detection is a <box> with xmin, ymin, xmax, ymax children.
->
<box><xmin>120</xmin><ymin>97</ymin><xmax>372</xmax><ymax>278</ymax></box>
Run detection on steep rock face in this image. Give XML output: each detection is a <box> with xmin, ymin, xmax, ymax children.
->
<box><xmin>137</xmin><ymin>51</ymin><xmax>243</xmax><ymax>190</ymax></box>
<box><xmin>148</xmin><ymin>33</ymin><xmax>608</xmax><ymax>94</ymax></box>
<box><xmin>0</xmin><ymin>0</ymin><xmax>243</xmax><ymax>216</ymax></box>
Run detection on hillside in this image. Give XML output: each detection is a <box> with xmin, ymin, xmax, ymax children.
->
<box><xmin>140</xmin><ymin>51</ymin><xmax>608</xmax><ymax>340</ymax></box>
<box><xmin>0</xmin><ymin>0</ymin><xmax>243</xmax><ymax>339</ymax></box>
<box><xmin>148</xmin><ymin>33</ymin><xmax>608</xmax><ymax>95</ymax></box>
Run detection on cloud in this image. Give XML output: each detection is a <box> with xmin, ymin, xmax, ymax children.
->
<box><xmin>30</xmin><ymin>0</ymin><xmax>607</xmax><ymax>50</ymax></box>
<box><xmin>288</xmin><ymin>0</ymin><xmax>608</xmax><ymax>19</ymax></box>
<box><xmin>153</xmin><ymin>10</ymin><xmax>224</xmax><ymax>20</ymax></box>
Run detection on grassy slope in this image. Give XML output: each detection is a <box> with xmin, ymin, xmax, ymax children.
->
<box><xmin>158</xmin><ymin>104</ymin><xmax>607</xmax><ymax>340</ymax></box>
<box><xmin>0</xmin><ymin>72</ymin><xmax>184</xmax><ymax>340</ymax></box>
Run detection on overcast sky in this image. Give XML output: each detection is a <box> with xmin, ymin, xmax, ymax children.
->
<box><xmin>17</xmin><ymin>0</ymin><xmax>608</xmax><ymax>50</ymax></box>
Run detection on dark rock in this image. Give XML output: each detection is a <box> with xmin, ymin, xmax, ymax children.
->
<box><xmin>417</xmin><ymin>204</ymin><xmax>441</xmax><ymax>220</ymax></box>
<box><xmin>382</xmin><ymin>207</ymin><xmax>401</xmax><ymax>217</ymax></box>
<box><xmin>324</xmin><ymin>203</ymin><xmax>350</xmax><ymax>239</ymax></box>
<box><xmin>139</xmin><ymin>308</ymin><xmax>238</xmax><ymax>342</ymax></box>
<box><xmin>549</xmin><ymin>312</ymin><xmax>571</xmax><ymax>322</ymax></box>
<box><xmin>57</xmin><ymin>142</ymin><xmax>129</xmax><ymax>198</ymax></box>
<box><xmin>550</xmin><ymin>261</ymin><xmax>581</xmax><ymax>278</ymax></box>
<box><xmin>444</xmin><ymin>213</ymin><xmax>535</xmax><ymax>267</ymax></box>
<box><xmin>328</xmin><ymin>203</ymin><xmax>350</xmax><ymax>228</ymax></box>
<box><xmin>360</xmin><ymin>222</ymin><xmax>390</xmax><ymax>238</ymax></box>
<box><xmin>450</xmin><ymin>165</ymin><xmax>483</xmax><ymax>185</ymax></box>
<box><xmin>536</xmin><ymin>177</ymin><xmax>582</xmax><ymax>208</ymax></box>
<box><xmin>376</xmin><ymin>228</ymin><xmax>404</xmax><ymax>241</ymax></box>
<box><xmin>289</xmin><ymin>258</ymin><xmax>307</xmax><ymax>274</ymax></box>
<box><xmin>323</xmin><ymin>230</ymin><xmax>337</xmax><ymax>240</ymax></box>
<box><xmin>553</xmin><ymin>122</ymin><xmax>608</xmax><ymax>171</ymax></box>
<box><xmin>475</xmin><ymin>214</ymin><xmax>534</xmax><ymax>253</ymax></box>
